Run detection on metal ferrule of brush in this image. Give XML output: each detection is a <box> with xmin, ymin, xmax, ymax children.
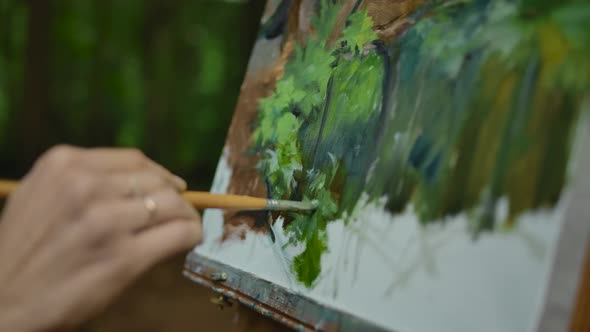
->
<box><xmin>265</xmin><ymin>199</ymin><xmax>317</xmax><ymax>211</ymax></box>
<box><xmin>265</xmin><ymin>199</ymin><xmax>287</xmax><ymax>211</ymax></box>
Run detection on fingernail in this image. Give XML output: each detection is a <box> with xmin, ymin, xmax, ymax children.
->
<box><xmin>173</xmin><ymin>175</ymin><xmax>187</xmax><ymax>191</ymax></box>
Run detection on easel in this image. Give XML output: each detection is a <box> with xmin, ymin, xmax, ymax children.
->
<box><xmin>183</xmin><ymin>0</ymin><xmax>590</xmax><ymax>330</ymax></box>
<box><xmin>185</xmin><ymin>248</ymin><xmax>590</xmax><ymax>332</ymax></box>
<box><xmin>570</xmin><ymin>244</ymin><xmax>590</xmax><ymax>332</ymax></box>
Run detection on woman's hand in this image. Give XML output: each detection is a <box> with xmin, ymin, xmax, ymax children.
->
<box><xmin>0</xmin><ymin>145</ymin><xmax>202</xmax><ymax>332</ymax></box>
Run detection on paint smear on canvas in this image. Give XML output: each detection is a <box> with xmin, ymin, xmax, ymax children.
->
<box><xmin>236</xmin><ymin>0</ymin><xmax>589</xmax><ymax>287</ymax></box>
<box><xmin>195</xmin><ymin>1</ymin><xmax>590</xmax><ymax>330</ymax></box>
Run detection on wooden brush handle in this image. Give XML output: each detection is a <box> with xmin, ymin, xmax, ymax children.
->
<box><xmin>182</xmin><ymin>191</ymin><xmax>266</xmax><ymax>210</ymax></box>
<box><xmin>0</xmin><ymin>179</ymin><xmax>267</xmax><ymax>210</ymax></box>
<box><xmin>0</xmin><ymin>179</ymin><xmax>16</xmax><ymax>198</ymax></box>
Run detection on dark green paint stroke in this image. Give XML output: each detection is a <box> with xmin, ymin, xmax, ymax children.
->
<box><xmin>252</xmin><ymin>0</ymin><xmax>590</xmax><ymax>287</ymax></box>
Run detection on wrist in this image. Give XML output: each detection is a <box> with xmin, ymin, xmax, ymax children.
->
<box><xmin>0</xmin><ymin>296</ymin><xmax>55</xmax><ymax>332</ymax></box>
<box><xmin>0</xmin><ymin>304</ymin><xmax>32</xmax><ymax>332</ymax></box>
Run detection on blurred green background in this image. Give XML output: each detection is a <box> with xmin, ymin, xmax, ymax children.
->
<box><xmin>0</xmin><ymin>1</ymin><xmax>293</xmax><ymax>331</ymax></box>
<box><xmin>0</xmin><ymin>0</ymin><xmax>264</xmax><ymax>190</ymax></box>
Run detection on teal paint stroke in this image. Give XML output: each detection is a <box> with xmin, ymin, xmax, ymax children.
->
<box><xmin>252</xmin><ymin>0</ymin><xmax>590</xmax><ymax>287</ymax></box>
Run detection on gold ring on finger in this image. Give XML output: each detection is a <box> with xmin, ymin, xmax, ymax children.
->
<box><xmin>144</xmin><ymin>196</ymin><xmax>157</xmax><ymax>220</ymax></box>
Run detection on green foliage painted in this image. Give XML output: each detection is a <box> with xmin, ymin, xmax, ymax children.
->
<box><xmin>292</xmin><ymin>229</ymin><xmax>328</xmax><ymax>287</ymax></box>
<box><xmin>253</xmin><ymin>0</ymin><xmax>590</xmax><ymax>287</ymax></box>
<box><xmin>339</xmin><ymin>11</ymin><xmax>378</xmax><ymax>51</ymax></box>
<box><xmin>284</xmin><ymin>166</ymin><xmax>339</xmax><ymax>287</ymax></box>
<box><xmin>253</xmin><ymin>3</ymin><xmax>379</xmax><ymax>287</ymax></box>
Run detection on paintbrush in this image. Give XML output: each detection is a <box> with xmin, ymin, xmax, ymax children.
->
<box><xmin>0</xmin><ymin>179</ymin><xmax>318</xmax><ymax>212</ymax></box>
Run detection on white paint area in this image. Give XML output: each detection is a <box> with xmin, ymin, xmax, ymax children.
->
<box><xmin>209</xmin><ymin>147</ymin><xmax>232</xmax><ymax>194</ymax></box>
<box><xmin>194</xmin><ymin>150</ymin><xmax>567</xmax><ymax>332</ymax></box>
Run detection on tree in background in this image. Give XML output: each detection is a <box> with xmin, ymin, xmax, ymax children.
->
<box><xmin>0</xmin><ymin>0</ymin><xmax>264</xmax><ymax>188</ymax></box>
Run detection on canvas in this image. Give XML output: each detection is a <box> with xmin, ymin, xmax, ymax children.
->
<box><xmin>186</xmin><ymin>1</ymin><xmax>590</xmax><ymax>331</ymax></box>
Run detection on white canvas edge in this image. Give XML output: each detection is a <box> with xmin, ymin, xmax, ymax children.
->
<box><xmin>536</xmin><ymin>111</ymin><xmax>590</xmax><ymax>331</ymax></box>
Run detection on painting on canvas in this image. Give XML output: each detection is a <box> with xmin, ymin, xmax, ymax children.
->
<box><xmin>187</xmin><ymin>1</ymin><xmax>590</xmax><ymax>331</ymax></box>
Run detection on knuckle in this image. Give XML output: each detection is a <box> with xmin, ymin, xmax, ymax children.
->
<box><xmin>152</xmin><ymin>174</ymin><xmax>168</xmax><ymax>189</ymax></box>
<box><xmin>127</xmin><ymin>148</ymin><xmax>148</xmax><ymax>168</ymax></box>
<box><xmin>64</xmin><ymin>171</ymin><xmax>95</xmax><ymax>203</ymax></box>
<box><xmin>40</xmin><ymin>145</ymin><xmax>79</xmax><ymax>170</ymax></box>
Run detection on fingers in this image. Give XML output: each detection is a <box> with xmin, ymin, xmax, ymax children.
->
<box><xmin>96</xmin><ymin>171</ymin><xmax>184</xmax><ymax>200</ymax></box>
<box><xmin>80</xmin><ymin>148</ymin><xmax>186</xmax><ymax>190</ymax></box>
<box><xmin>129</xmin><ymin>219</ymin><xmax>202</xmax><ymax>275</ymax></box>
<box><xmin>82</xmin><ymin>189</ymin><xmax>199</xmax><ymax>234</ymax></box>
<box><xmin>33</xmin><ymin>145</ymin><xmax>186</xmax><ymax>192</ymax></box>
<box><xmin>64</xmin><ymin>218</ymin><xmax>202</xmax><ymax>322</ymax></box>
